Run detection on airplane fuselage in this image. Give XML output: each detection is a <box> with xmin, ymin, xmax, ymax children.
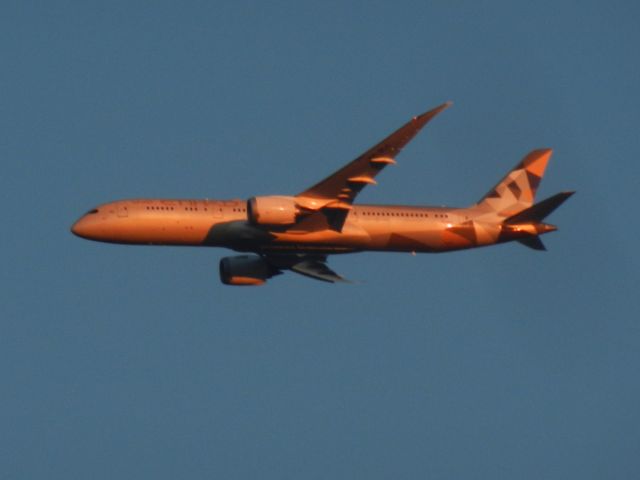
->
<box><xmin>71</xmin><ymin>198</ymin><xmax>506</xmax><ymax>255</ymax></box>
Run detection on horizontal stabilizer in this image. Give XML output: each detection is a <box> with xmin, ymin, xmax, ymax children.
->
<box><xmin>505</xmin><ymin>191</ymin><xmax>575</xmax><ymax>224</ymax></box>
<box><xmin>517</xmin><ymin>237</ymin><xmax>546</xmax><ymax>251</ymax></box>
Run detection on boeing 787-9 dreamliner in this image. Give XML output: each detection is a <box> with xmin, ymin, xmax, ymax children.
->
<box><xmin>71</xmin><ymin>102</ymin><xmax>573</xmax><ymax>285</ymax></box>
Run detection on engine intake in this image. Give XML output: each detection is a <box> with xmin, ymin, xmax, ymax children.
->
<box><xmin>247</xmin><ymin>196</ymin><xmax>299</xmax><ymax>226</ymax></box>
<box><xmin>219</xmin><ymin>255</ymin><xmax>276</xmax><ymax>286</ymax></box>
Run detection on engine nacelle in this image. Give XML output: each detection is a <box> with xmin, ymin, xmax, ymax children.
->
<box><xmin>219</xmin><ymin>255</ymin><xmax>275</xmax><ymax>286</ymax></box>
<box><xmin>247</xmin><ymin>196</ymin><xmax>299</xmax><ymax>226</ymax></box>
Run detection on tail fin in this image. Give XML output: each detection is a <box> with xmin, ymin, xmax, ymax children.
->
<box><xmin>475</xmin><ymin>149</ymin><xmax>552</xmax><ymax>217</ymax></box>
<box><xmin>502</xmin><ymin>191</ymin><xmax>575</xmax><ymax>251</ymax></box>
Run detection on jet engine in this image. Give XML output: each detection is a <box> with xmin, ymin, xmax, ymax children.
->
<box><xmin>219</xmin><ymin>255</ymin><xmax>277</xmax><ymax>286</ymax></box>
<box><xmin>247</xmin><ymin>196</ymin><xmax>299</xmax><ymax>226</ymax></box>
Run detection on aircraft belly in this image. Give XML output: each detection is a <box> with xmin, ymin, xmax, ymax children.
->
<box><xmin>204</xmin><ymin>220</ymin><xmax>372</xmax><ymax>253</ymax></box>
<box><xmin>108</xmin><ymin>215</ymin><xmax>502</xmax><ymax>252</ymax></box>
<box><xmin>361</xmin><ymin>221</ymin><xmax>447</xmax><ymax>252</ymax></box>
<box><xmin>382</xmin><ymin>230</ymin><xmax>444</xmax><ymax>252</ymax></box>
<box><xmin>362</xmin><ymin>220</ymin><xmax>503</xmax><ymax>252</ymax></box>
<box><xmin>266</xmin><ymin>222</ymin><xmax>370</xmax><ymax>253</ymax></box>
<box><xmin>205</xmin><ymin>220</ymin><xmax>274</xmax><ymax>249</ymax></box>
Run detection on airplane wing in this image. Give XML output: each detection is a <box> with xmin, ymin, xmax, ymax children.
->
<box><xmin>264</xmin><ymin>254</ymin><xmax>350</xmax><ymax>283</ymax></box>
<box><xmin>296</xmin><ymin>102</ymin><xmax>451</xmax><ymax>211</ymax></box>
<box><xmin>290</xmin><ymin>258</ymin><xmax>350</xmax><ymax>283</ymax></box>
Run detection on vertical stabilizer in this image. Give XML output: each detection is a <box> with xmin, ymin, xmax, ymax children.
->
<box><xmin>475</xmin><ymin>149</ymin><xmax>552</xmax><ymax>217</ymax></box>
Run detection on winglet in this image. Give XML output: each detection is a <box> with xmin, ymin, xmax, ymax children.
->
<box><xmin>413</xmin><ymin>101</ymin><xmax>453</xmax><ymax>127</ymax></box>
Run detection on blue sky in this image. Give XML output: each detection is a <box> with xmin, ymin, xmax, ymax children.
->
<box><xmin>2</xmin><ymin>1</ymin><xmax>639</xmax><ymax>478</ymax></box>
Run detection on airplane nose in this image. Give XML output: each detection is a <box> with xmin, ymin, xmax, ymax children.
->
<box><xmin>71</xmin><ymin>217</ymin><xmax>92</xmax><ymax>238</ymax></box>
<box><xmin>71</xmin><ymin>218</ymin><xmax>84</xmax><ymax>237</ymax></box>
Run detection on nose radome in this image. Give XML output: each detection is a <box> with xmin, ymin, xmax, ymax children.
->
<box><xmin>71</xmin><ymin>217</ymin><xmax>89</xmax><ymax>238</ymax></box>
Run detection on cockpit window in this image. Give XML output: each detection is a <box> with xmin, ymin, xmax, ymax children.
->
<box><xmin>86</xmin><ymin>209</ymin><xmax>99</xmax><ymax>214</ymax></box>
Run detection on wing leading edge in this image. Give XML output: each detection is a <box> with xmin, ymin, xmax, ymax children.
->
<box><xmin>295</xmin><ymin>102</ymin><xmax>452</xmax><ymax>216</ymax></box>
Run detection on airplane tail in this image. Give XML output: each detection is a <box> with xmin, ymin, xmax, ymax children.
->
<box><xmin>503</xmin><ymin>191</ymin><xmax>575</xmax><ymax>225</ymax></box>
<box><xmin>500</xmin><ymin>191</ymin><xmax>575</xmax><ymax>250</ymax></box>
<box><xmin>475</xmin><ymin>149</ymin><xmax>552</xmax><ymax>217</ymax></box>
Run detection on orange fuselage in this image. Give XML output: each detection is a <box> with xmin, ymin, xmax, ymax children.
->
<box><xmin>71</xmin><ymin>198</ymin><xmax>498</xmax><ymax>255</ymax></box>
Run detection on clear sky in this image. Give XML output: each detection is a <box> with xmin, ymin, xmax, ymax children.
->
<box><xmin>2</xmin><ymin>1</ymin><xmax>639</xmax><ymax>478</ymax></box>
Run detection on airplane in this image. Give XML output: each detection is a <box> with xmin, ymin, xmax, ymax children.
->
<box><xmin>71</xmin><ymin>102</ymin><xmax>574</xmax><ymax>285</ymax></box>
